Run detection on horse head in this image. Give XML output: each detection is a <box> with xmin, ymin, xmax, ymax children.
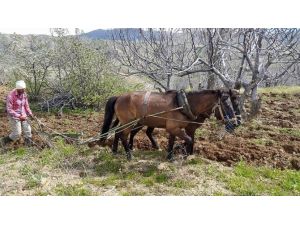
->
<box><xmin>214</xmin><ymin>89</ymin><xmax>242</xmax><ymax>133</ymax></box>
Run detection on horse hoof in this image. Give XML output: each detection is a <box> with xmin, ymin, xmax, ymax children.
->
<box><xmin>152</xmin><ymin>145</ymin><xmax>160</xmax><ymax>150</ymax></box>
<box><xmin>167</xmin><ymin>156</ymin><xmax>175</xmax><ymax>162</ymax></box>
<box><xmin>126</xmin><ymin>153</ymin><xmax>132</xmax><ymax>161</ymax></box>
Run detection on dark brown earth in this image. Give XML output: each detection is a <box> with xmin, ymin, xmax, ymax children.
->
<box><xmin>1</xmin><ymin>85</ymin><xmax>299</xmax><ymax>170</ymax></box>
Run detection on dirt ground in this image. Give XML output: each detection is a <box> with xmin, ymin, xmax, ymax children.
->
<box><xmin>1</xmin><ymin>85</ymin><xmax>299</xmax><ymax>170</ymax></box>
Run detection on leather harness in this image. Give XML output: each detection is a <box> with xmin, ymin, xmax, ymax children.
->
<box><xmin>142</xmin><ymin>91</ymin><xmax>151</xmax><ymax>117</ymax></box>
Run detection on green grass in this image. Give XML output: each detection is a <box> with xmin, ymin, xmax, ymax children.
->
<box><xmin>121</xmin><ymin>190</ymin><xmax>147</xmax><ymax>196</ymax></box>
<box><xmin>258</xmin><ymin>86</ymin><xmax>300</xmax><ymax>94</ymax></box>
<box><xmin>0</xmin><ymin>156</ymin><xmax>5</xmax><ymax>165</ymax></box>
<box><xmin>37</xmin><ymin>139</ymin><xmax>79</xmax><ymax>167</ymax></box>
<box><xmin>186</xmin><ymin>158</ymin><xmax>203</xmax><ymax>165</ymax></box>
<box><xmin>141</xmin><ymin>177</ymin><xmax>155</xmax><ymax>187</ymax></box>
<box><xmin>222</xmin><ymin>162</ymin><xmax>300</xmax><ymax>195</ymax></box>
<box><xmin>278</xmin><ymin>128</ymin><xmax>300</xmax><ymax>138</ymax></box>
<box><xmin>155</xmin><ymin>173</ymin><xmax>169</xmax><ymax>183</ymax></box>
<box><xmin>55</xmin><ymin>184</ymin><xmax>92</xmax><ymax>196</ymax></box>
<box><xmin>85</xmin><ymin>175</ymin><xmax>119</xmax><ymax>187</ymax></box>
<box><xmin>19</xmin><ymin>165</ymin><xmax>42</xmax><ymax>189</ymax></box>
<box><xmin>94</xmin><ymin>152</ymin><xmax>124</xmax><ymax>176</ymax></box>
<box><xmin>195</xmin><ymin>129</ymin><xmax>209</xmax><ymax>138</ymax></box>
<box><xmin>171</xmin><ymin>179</ymin><xmax>195</xmax><ymax>189</ymax></box>
<box><xmin>38</xmin><ymin>149</ymin><xmax>57</xmax><ymax>166</ymax></box>
<box><xmin>252</xmin><ymin>138</ymin><xmax>275</xmax><ymax>146</ymax></box>
<box><xmin>140</xmin><ymin>164</ymin><xmax>158</xmax><ymax>177</ymax></box>
<box><xmin>16</xmin><ymin>147</ymin><xmax>27</xmax><ymax>156</ymax></box>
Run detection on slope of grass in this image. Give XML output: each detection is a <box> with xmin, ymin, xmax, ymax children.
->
<box><xmin>258</xmin><ymin>86</ymin><xmax>300</xmax><ymax>94</ymax></box>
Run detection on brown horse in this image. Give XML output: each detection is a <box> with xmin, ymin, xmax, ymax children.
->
<box><xmin>100</xmin><ymin>89</ymin><xmax>240</xmax><ymax>160</ymax></box>
<box><xmin>127</xmin><ymin>89</ymin><xmax>241</xmax><ymax>155</ymax></box>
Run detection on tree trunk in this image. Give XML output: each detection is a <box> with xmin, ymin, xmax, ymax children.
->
<box><xmin>249</xmin><ymin>85</ymin><xmax>261</xmax><ymax>118</ymax></box>
<box><xmin>207</xmin><ymin>72</ymin><xmax>216</xmax><ymax>89</ymax></box>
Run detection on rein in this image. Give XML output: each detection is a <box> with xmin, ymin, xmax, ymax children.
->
<box><xmin>30</xmin><ymin>94</ymin><xmax>240</xmax><ymax>146</ymax></box>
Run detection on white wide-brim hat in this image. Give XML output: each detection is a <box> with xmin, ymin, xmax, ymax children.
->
<box><xmin>16</xmin><ymin>80</ymin><xmax>26</xmax><ymax>89</ymax></box>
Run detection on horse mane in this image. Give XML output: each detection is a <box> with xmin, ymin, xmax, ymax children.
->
<box><xmin>185</xmin><ymin>89</ymin><xmax>220</xmax><ymax>97</ymax></box>
<box><xmin>165</xmin><ymin>90</ymin><xmax>177</xmax><ymax>94</ymax></box>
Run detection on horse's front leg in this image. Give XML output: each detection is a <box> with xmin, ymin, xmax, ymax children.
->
<box><xmin>112</xmin><ymin>131</ymin><xmax>121</xmax><ymax>155</ymax></box>
<box><xmin>185</xmin><ymin>126</ymin><xmax>196</xmax><ymax>155</ymax></box>
<box><xmin>120</xmin><ymin>129</ymin><xmax>132</xmax><ymax>161</ymax></box>
<box><xmin>167</xmin><ymin>127</ymin><xmax>193</xmax><ymax>160</ymax></box>
<box><xmin>166</xmin><ymin>134</ymin><xmax>176</xmax><ymax>161</ymax></box>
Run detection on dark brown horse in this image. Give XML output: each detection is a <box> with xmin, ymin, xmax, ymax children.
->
<box><xmin>127</xmin><ymin>89</ymin><xmax>241</xmax><ymax>156</ymax></box>
<box><xmin>100</xmin><ymin>89</ymin><xmax>241</xmax><ymax>160</ymax></box>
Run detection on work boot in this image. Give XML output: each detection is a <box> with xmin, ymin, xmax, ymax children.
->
<box><xmin>24</xmin><ymin>137</ymin><xmax>33</xmax><ymax>147</ymax></box>
<box><xmin>0</xmin><ymin>136</ymin><xmax>13</xmax><ymax>151</ymax></box>
<box><xmin>0</xmin><ymin>136</ymin><xmax>13</xmax><ymax>146</ymax></box>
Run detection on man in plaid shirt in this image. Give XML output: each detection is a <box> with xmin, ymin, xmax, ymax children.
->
<box><xmin>1</xmin><ymin>80</ymin><xmax>34</xmax><ymax>147</ymax></box>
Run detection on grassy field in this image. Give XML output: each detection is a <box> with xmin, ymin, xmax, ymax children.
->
<box><xmin>0</xmin><ymin>140</ymin><xmax>299</xmax><ymax>196</ymax></box>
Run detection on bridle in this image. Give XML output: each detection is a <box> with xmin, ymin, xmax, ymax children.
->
<box><xmin>212</xmin><ymin>97</ymin><xmax>240</xmax><ymax>126</ymax></box>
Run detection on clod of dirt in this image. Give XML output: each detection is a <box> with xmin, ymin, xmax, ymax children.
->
<box><xmin>282</xmin><ymin>145</ymin><xmax>297</xmax><ymax>154</ymax></box>
<box><xmin>279</xmin><ymin>120</ymin><xmax>293</xmax><ymax>128</ymax></box>
<box><xmin>290</xmin><ymin>158</ymin><xmax>300</xmax><ymax>170</ymax></box>
<box><xmin>79</xmin><ymin>171</ymin><xmax>87</xmax><ymax>177</ymax></box>
<box><xmin>157</xmin><ymin>162</ymin><xmax>169</xmax><ymax>171</ymax></box>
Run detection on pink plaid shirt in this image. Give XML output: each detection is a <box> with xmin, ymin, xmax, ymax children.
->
<box><xmin>6</xmin><ymin>89</ymin><xmax>32</xmax><ymax>120</ymax></box>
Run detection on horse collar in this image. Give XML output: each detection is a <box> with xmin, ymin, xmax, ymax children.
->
<box><xmin>142</xmin><ymin>91</ymin><xmax>151</xmax><ymax>117</ymax></box>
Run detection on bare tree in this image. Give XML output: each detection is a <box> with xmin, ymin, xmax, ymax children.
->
<box><xmin>112</xmin><ymin>28</ymin><xmax>212</xmax><ymax>90</ymax></box>
<box><xmin>112</xmin><ymin>28</ymin><xmax>299</xmax><ymax>117</ymax></box>
<box><xmin>8</xmin><ymin>34</ymin><xmax>54</xmax><ymax>100</ymax></box>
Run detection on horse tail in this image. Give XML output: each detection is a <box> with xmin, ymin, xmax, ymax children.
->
<box><xmin>100</xmin><ymin>96</ymin><xmax>118</xmax><ymax>141</ymax></box>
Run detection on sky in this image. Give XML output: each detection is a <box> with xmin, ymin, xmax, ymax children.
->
<box><xmin>0</xmin><ymin>0</ymin><xmax>299</xmax><ymax>36</ymax></box>
<box><xmin>0</xmin><ymin>28</ymin><xmax>96</xmax><ymax>35</ymax></box>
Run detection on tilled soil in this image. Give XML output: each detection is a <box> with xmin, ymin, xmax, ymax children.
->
<box><xmin>1</xmin><ymin>86</ymin><xmax>299</xmax><ymax>170</ymax></box>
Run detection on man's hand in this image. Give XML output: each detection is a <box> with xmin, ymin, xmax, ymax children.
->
<box><xmin>19</xmin><ymin>115</ymin><xmax>27</xmax><ymax>121</ymax></box>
